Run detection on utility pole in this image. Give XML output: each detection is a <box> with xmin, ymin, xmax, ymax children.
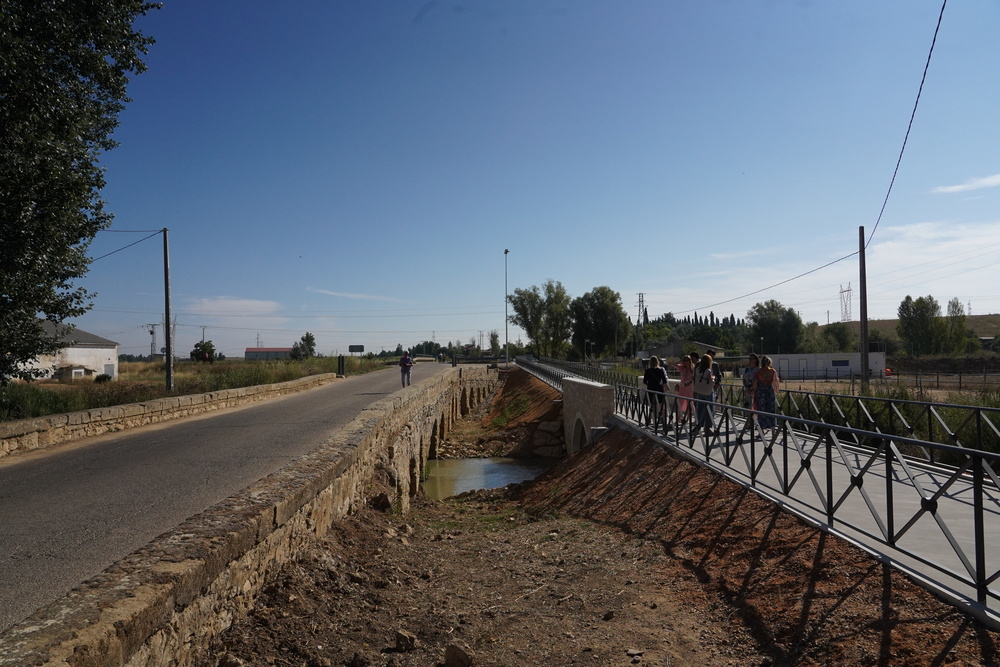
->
<box><xmin>504</xmin><ymin>249</ymin><xmax>510</xmax><ymax>367</ymax></box>
<box><xmin>859</xmin><ymin>227</ymin><xmax>870</xmax><ymax>392</ymax></box>
<box><xmin>162</xmin><ymin>228</ymin><xmax>173</xmax><ymax>392</ymax></box>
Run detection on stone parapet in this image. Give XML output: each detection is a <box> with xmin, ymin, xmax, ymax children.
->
<box><xmin>0</xmin><ymin>367</ymin><xmax>499</xmax><ymax>667</ymax></box>
<box><xmin>0</xmin><ymin>374</ymin><xmax>341</xmax><ymax>459</ymax></box>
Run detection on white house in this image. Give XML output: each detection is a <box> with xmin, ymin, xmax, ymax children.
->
<box><xmin>28</xmin><ymin>322</ymin><xmax>120</xmax><ymax>380</ymax></box>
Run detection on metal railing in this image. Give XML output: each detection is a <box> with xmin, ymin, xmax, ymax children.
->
<box><xmin>519</xmin><ymin>356</ymin><xmax>1000</xmax><ymax>624</ymax></box>
<box><xmin>533</xmin><ymin>357</ymin><xmax>1000</xmax><ymax>456</ymax></box>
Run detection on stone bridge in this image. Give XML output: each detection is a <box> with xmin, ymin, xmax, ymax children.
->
<box><xmin>0</xmin><ymin>367</ymin><xmax>499</xmax><ymax>667</ymax></box>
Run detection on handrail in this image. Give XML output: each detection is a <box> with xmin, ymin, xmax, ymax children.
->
<box><xmin>524</xmin><ymin>356</ymin><xmax>1000</xmax><ymax>625</ymax></box>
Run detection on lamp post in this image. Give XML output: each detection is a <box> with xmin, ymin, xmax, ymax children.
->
<box><xmin>760</xmin><ymin>337</ymin><xmax>764</xmax><ymax>355</ymax></box>
<box><xmin>504</xmin><ymin>249</ymin><xmax>509</xmax><ymax>368</ymax></box>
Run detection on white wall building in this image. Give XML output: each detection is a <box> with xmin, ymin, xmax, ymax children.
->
<box><xmin>28</xmin><ymin>323</ymin><xmax>120</xmax><ymax>380</ymax></box>
<box><xmin>765</xmin><ymin>352</ymin><xmax>886</xmax><ymax>381</ymax></box>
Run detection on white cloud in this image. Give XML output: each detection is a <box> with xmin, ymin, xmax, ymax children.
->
<box><xmin>932</xmin><ymin>173</ymin><xmax>1000</xmax><ymax>194</ymax></box>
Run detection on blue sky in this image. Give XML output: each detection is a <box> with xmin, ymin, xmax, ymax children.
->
<box><xmin>74</xmin><ymin>0</ymin><xmax>1000</xmax><ymax>359</ymax></box>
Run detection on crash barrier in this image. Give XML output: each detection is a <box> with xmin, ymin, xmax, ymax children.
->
<box><xmin>519</xmin><ymin>357</ymin><xmax>1000</xmax><ymax>628</ymax></box>
<box><xmin>0</xmin><ymin>367</ymin><xmax>498</xmax><ymax>667</ymax></box>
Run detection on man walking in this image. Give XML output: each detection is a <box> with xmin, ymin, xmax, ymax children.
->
<box><xmin>399</xmin><ymin>350</ymin><xmax>414</xmax><ymax>387</ymax></box>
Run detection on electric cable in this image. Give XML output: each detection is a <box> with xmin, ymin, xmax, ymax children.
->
<box><xmin>867</xmin><ymin>0</ymin><xmax>947</xmax><ymax>247</ymax></box>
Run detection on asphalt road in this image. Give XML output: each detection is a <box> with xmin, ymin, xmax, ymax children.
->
<box><xmin>0</xmin><ymin>362</ymin><xmax>451</xmax><ymax>634</ymax></box>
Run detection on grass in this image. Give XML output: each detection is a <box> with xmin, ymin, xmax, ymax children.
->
<box><xmin>0</xmin><ymin>356</ymin><xmax>387</xmax><ymax>423</ymax></box>
<box><xmin>489</xmin><ymin>392</ymin><xmax>530</xmax><ymax>430</ymax></box>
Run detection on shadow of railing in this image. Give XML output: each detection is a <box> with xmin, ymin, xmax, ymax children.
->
<box><xmin>520</xmin><ymin>356</ymin><xmax>1000</xmax><ymax>627</ymax></box>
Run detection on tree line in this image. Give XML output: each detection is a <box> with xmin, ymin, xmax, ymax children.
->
<box><xmin>505</xmin><ymin>280</ymin><xmax>990</xmax><ymax>360</ymax></box>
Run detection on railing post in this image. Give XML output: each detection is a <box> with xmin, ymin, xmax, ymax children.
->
<box><xmin>826</xmin><ymin>430</ymin><xmax>834</xmax><ymax>526</ymax></box>
<box><xmin>886</xmin><ymin>443</ymin><xmax>895</xmax><ymax>545</ymax></box>
<box><xmin>973</xmin><ymin>454</ymin><xmax>987</xmax><ymax>604</ymax></box>
<box><xmin>781</xmin><ymin>421</ymin><xmax>789</xmax><ymax>495</ymax></box>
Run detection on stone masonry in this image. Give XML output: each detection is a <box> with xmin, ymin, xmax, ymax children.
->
<box><xmin>0</xmin><ymin>367</ymin><xmax>499</xmax><ymax>667</ymax></box>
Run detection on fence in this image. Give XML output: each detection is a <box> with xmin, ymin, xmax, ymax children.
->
<box><xmin>517</xmin><ymin>356</ymin><xmax>1000</xmax><ymax>626</ymax></box>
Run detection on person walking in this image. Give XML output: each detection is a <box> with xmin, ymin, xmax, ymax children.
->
<box><xmin>691</xmin><ymin>354</ymin><xmax>715</xmax><ymax>437</ymax></box>
<box><xmin>642</xmin><ymin>356</ymin><xmax>669</xmax><ymax>428</ymax></box>
<box><xmin>675</xmin><ymin>355</ymin><xmax>695</xmax><ymax>429</ymax></box>
<box><xmin>399</xmin><ymin>350</ymin><xmax>414</xmax><ymax>387</ymax></box>
<box><xmin>752</xmin><ymin>355</ymin><xmax>780</xmax><ymax>434</ymax></box>
<box><xmin>736</xmin><ymin>353</ymin><xmax>760</xmax><ymax>442</ymax></box>
<box><xmin>706</xmin><ymin>349</ymin><xmax>723</xmax><ymax>435</ymax></box>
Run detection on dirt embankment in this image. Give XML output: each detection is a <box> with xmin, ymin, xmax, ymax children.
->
<box><xmin>197</xmin><ymin>368</ymin><xmax>1000</xmax><ymax>667</ymax></box>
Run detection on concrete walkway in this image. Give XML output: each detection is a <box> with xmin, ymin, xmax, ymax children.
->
<box><xmin>625</xmin><ymin>413</ymin><xmax>1000</xmax><ymax>628</ymax></box>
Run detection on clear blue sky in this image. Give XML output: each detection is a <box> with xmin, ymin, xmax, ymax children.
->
<box><xmin>74</xmin><ymin>0</ymin><xmax>1000</xmax><ymax>359</ymax></box>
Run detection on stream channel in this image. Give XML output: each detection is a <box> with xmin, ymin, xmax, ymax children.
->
<box><xmin>422</xmin><ymin>458</ymin><xmax>559</xmax><ymax>500</ymax></box>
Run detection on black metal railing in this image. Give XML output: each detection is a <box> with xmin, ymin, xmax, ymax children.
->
<box><xmin>522</xmin><ymin>357</ymin><xmax>1000</xmax><ymax>622</ymax></box>
<box><xmin>612</xmin><ymin>382</ymin><xmax>1000</xmax><ymax>618</ymax></box>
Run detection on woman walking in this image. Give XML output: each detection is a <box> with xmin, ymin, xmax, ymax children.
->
<box><xmin>752</xmin><ymin>355</ymin><xmax>780</xmax><ymax>433</ymax></box>
<box><xmin>675</xmin><ymin>355</ymin><xmax>695</xmax><ymax>428</ymax></box>
<box><xmin>691</xmin><ymin>354</ymin><xmax>715</xmax><ymax>436</ymax></box>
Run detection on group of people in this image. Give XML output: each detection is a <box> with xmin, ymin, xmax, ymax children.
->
<box><xmin>642</xmin><ymin>349</ymin><xmax>781</xmax><ymax>437</ymax></box>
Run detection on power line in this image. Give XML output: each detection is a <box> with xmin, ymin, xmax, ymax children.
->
<box><xmin>676</xmin><ymin>251</ymin><xmax>858</xmax><ymax>315</ymax></box>
<box><xmin>91</xmin><ymin>230</ymin><xmax>161</xmax><ymax>261</ymax></box>
<box><xmin>868</xmin><ymin>0</ymin><xmax>948</xmax><ymax>247</ymax></box>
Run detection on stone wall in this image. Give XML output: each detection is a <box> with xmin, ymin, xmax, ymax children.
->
<box><xmin>0</xmin><ymin>374</ymin><xmax>346</xmax><ymax>459</ymax></box>
<box><xmin>0</xmin><ymin>367</ymin><xmax>499</xmax><ymax>667</ymax></box>
<box><xmin>561</xmin><ymin>378</ymin><xmax>615</xmax><ymax>455</ymax></box>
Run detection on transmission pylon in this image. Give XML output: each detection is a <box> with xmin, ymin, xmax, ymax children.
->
<box><xmin>146</xmin><ymin>324</ymin><xmax>158</xmax><ymax>358</ymax></box>
<box><xmin>839</xmin><ymin>284</ymin><xmax>852</xmax><ymax>322</ymax></box>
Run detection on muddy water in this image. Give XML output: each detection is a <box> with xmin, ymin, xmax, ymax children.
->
<box><xmin>422</xmin><ymin>458</ymin><xmax>558</xmax><ymax>500</ymax></box>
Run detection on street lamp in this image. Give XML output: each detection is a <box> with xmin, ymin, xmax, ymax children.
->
<box><xmin>760</xmin><ymin>337</ymin><xmax>764</xmax><ymax>355</ymax></box>
<box><xmin>504</xmin><ymin>249</ymin><xmax>509</xmax><ymax>367</ymax></box>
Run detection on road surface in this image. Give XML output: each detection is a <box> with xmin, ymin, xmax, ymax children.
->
<box><xmin>0</xmin><ymin>363</ymin><xmax>450</xmax><ymax>633</ymax></box>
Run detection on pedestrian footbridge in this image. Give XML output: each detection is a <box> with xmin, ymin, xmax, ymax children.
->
<box><xmin>523</xmin><ymin>357</ymin><xmax>1000</xmax><ymax>629</ymax></box>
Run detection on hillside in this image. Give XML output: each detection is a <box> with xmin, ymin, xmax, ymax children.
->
<box><xmin>839</xmin><ymin>313</ymin><xmax>1000</xmax><ymax>338</ymax></box>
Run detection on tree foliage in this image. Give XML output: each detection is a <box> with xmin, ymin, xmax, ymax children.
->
<box><xmin>290</xmin><ymin>332</ymin><xmax>317</xmax><ymax>360</ymax></box>
<box><xmin>507</xmin><ymin>280</ymin><xmax>573</xmax><ymax>358</ymax></box>
<box><xmin>569</xmin><ymin>286</ymin><xmax>631</xmax><ymax>358</ymax></box>
<box><xmin>190</xmin><ymin>340</ymin><xmax>216</xmax><ymax>363</ymax></box>
<box><xmin>746</xmin><ymin>300</ymin><xmax>805</xmax><ymax>354</ymax></box>
<box><xmin>0</xmin><ymin>1</ymin><xmax>159</xmax><ymax>384</ymax></box>
<box><xmin>943</xmin><ymin>298</ymin><xmax>968</xmax><ymax>354</ymax></box>
<box><xmin>897</xmin><ymin>295</ymin><xmax>943</xmax><ymax>356</ymax></box>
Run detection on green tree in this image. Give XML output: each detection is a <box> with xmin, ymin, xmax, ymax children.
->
<box><xmin>821</xmin><ymin>322</ymin><xmax>857</xmax><ymax>352</ymax></box>
<box><xmin>508</xmin><ymin>280</ymin><xmax>573</xmax><ymax>358</ymax></box>
<box><xmin>488</xmin><ymin>330</ymin><xmax>501</xmax><ymax>356</ymax></box>
<box><xmin>507</xmin><ymin>285</ymin><xmax>544</xmax><ymax>357</ymax></box>
<box><xmin>897</xmin><ymin>295</ymin><xmax>942</xmax><ymax>356</ymax></box>
<box><xmin>943</xmin><ymin>297</ymin><xmax>967</xmax><ymax>354</ymax></box>
<box><xmin>746</xmin><ymin>300</ymin><xmax>805</xmax><ymax>354</ymax></box>
<box><xmin>539</xmin><ymin>280</ymin><xmax>573</xmax><ymax>358</ymax></box>
<box><xmin>570</xmin><ymin>286</ymin><xmax>631</xmax><ymax>358</ymax></box>
<box><xmin>190</xmin><ymin>340</ymin><xmax>216</xmax><ymax>363</ymax></box>
<box><xmin>0</xmin><ymin>1</ymin><xmax>159</xmax><ymax>385</ymax></box>
<box><xmin>290</xmin><ymin>332</ymin><xmax>317</xmax><ymax>360</ymax></box>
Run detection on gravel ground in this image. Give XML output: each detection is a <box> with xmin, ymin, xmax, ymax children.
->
<box><xmin>195</xmin><ymin>369</ymin><xmax>1000</xmax><ymax>667</ymax></box>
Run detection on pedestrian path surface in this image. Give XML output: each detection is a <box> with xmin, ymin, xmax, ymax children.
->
<box><xmin>630</xmin><ymin>413</ymin><xmax>1000</xmax><ymax>627</ymax></box>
